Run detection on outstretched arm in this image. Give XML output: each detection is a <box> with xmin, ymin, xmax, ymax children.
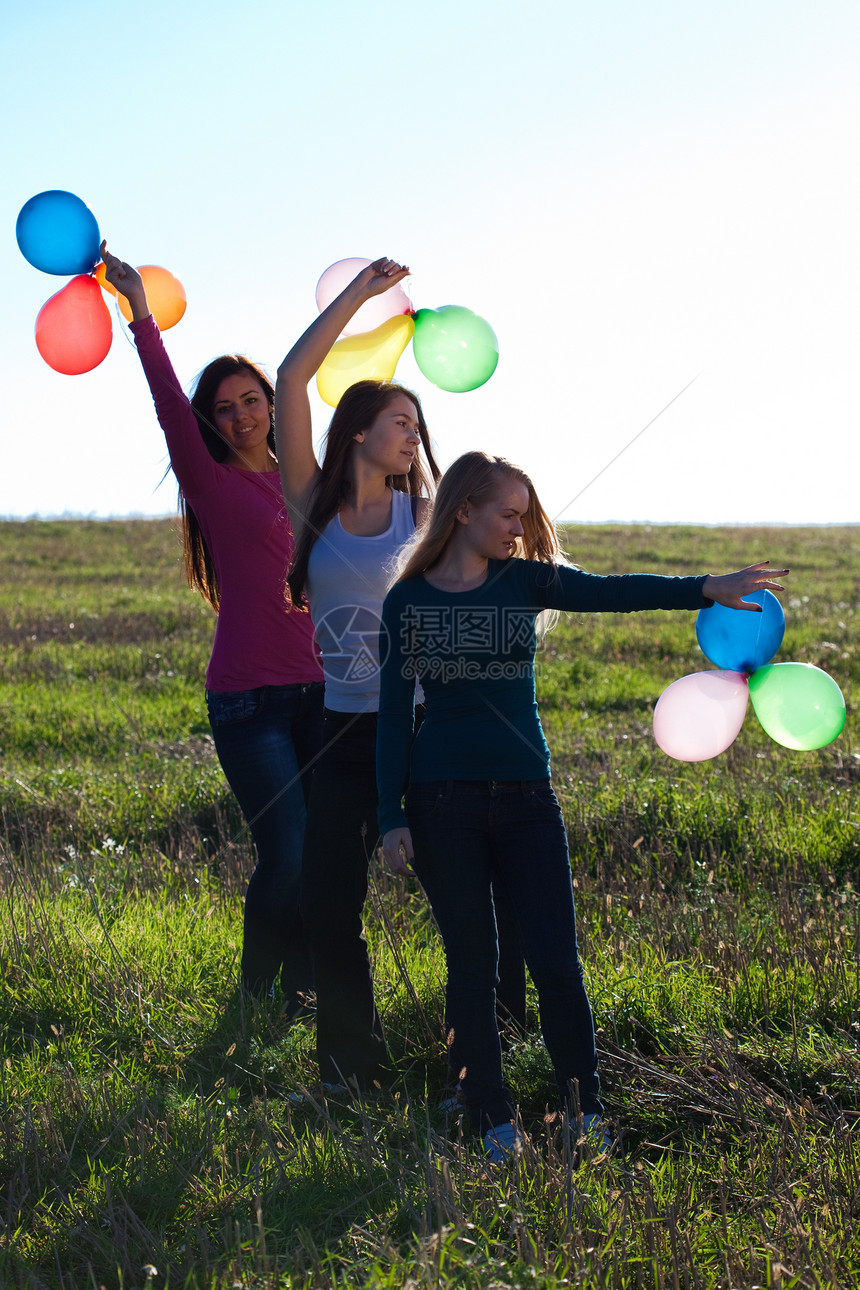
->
<box><xmin>100</xmin><ymin>242</ymin><xmax>150</xmax><ymax>322</ymax></box>
<box><xmin>274</xmin><ymin>258</ymin><xmax>410</xmax><ymax>529</ymax></box>
<box><xmin>702</xmin><ymin>561</ymin><xmax>789</xmax><ymax>611</ymax></box>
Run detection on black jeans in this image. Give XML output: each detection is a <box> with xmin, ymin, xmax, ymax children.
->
<box><xmin>301</xmin><ymin>710</ymin><xmax>528</xmax><ymax>1087</ymax></box>
<box><xmin>301</xmin><ymin>709</ymin><xmax>389</xmax><ymax>1086</ymax></box>
<box><xmin>207</xmin><ymin>682</ymin><xmax>324</xmax><ymax>1006</ymax></box>
<box><xmin>407</xmin><ymin>778</ymin><xmax>603</xmax><ymax>1134</ymax></box>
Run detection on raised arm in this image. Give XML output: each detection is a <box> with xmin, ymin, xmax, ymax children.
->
<box><xmin>100</xmin><ymin>241</ymin><xmax>150</xmax><ymax>321</ymax></box>
<box><xmin>100</xmin><ymin>243</ymin><xmax>221</xmax><ymax>496</ymax></box>
<box><xmin>274</xmin><ymin>258</ymin><xmax>410</xmax><ymax>531</ymax></box>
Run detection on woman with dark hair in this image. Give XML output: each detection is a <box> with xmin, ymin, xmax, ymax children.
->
<box><xmin>100</xmin><ymin>243</ymin><xmax>325</xmax><ymax>1012</ymax></box>
<box><xmin>377</xmin><ymin>450</ymin><xmax>788</xmax><ymax>1159</ymax></box>
<box><xmin>274</xmin><ymin>259</ymin><xmax>447</xmax><ymax>1090</ymax></box>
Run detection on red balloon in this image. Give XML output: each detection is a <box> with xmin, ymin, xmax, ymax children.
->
<box><xmin>35</xmin><ymin>275</ymin><xmax>113</xmax><ymax>375</ymax></box>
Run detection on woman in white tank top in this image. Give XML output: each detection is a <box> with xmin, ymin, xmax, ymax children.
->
<box><xmin>275</xmin><ymin>261</ymin><xmax>441</xmax><ymax>1089</ymax></box>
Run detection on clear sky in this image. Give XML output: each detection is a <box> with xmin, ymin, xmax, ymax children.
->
<box><xmin>3</xmin><ymin>0</ymin><xmax>858</xmax><ymax>526</ymax></box>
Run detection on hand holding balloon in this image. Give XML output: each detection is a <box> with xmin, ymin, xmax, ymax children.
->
<box><xmin>701</xmin><ymin>561</ymin><xmax>789</xmax><ymax>611</ymax></box>
<box><xmin>100</xmin><ymin>242</ymin><xmax>149</xmax><ymax>320</ymax></box>
<box><xmin>18</xmin><ymin>189</ymin><xmax>188</xmax><ymax>373</ymax></box>
<box><xmin>353</xmin><ymin>258</ymin><xmax>411</xmax><ymax>301</ymax></box>
<box><xmin>311</xmin><ymin>257</ymin><xmax>499</xmax><ymax>395</ymax></box>
<box><xmin>278</xmin><ymin>257</ymin><xmax>410</xmax><ymax>393</ymax></box>
<box><xmin>316</xmin><ymin>257</ymin><xmax>412</xmax><ymax>336</ymax></box>
<box><xmin>100</xmin><ymin>243</ymin><xmax>186</xmax><ymax>329</ymax></box>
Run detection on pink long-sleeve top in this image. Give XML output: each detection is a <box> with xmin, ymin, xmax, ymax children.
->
<box><xmin>129</xmin><ymin>315</ymin><xmax>322</xmax><ymax>692</ymax></box>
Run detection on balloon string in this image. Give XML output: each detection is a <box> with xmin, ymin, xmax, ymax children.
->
<box><xmin>112</xmin><ymin>295</ymin><xmax>138</xmax><ymax>347</ymax></box>
<box><xmin>752</xmin><ymin>599</ymin><xmax>765</xmax><ymax>658</ymax></box>
<box><xmin>552</xmin><ymin>374</ymin><xmax>700</xmax><ymax>524</ymax></box>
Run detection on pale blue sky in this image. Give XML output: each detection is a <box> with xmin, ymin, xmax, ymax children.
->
<box><xmin>3</xmin><ymin>0</ymin><xmax>858</xmax><ymax>524</ymax></box>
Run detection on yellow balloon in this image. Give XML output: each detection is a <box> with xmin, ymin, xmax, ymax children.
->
<box><xmin>116</xmin><ymin>264</ymin><xmax>187</xmax><ymax>330</ymax></box>
<box><xmin>316</xmin><ymin>315</ymin><xmax>415</xmax><ymax>408</ymax></box>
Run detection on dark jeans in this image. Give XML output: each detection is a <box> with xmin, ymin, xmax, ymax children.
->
<box><xmin>301</xmin><ymin>709</ymin><xmax>389</xmax><ymax>1086</ymax></box>
<box><xmin>301</xmin><ymin>709</ymin><xmax>529</xmax><ymax>1088</ymax></box>
<box><xmin>407</xmin><ymin>778</ymin><xmax>603</xmax><ymax>1134</ymax></box>
<box><xmin>207</xmin><ymin>682</ymin><xmax>324</xmax><ymax>1006</ymax></box>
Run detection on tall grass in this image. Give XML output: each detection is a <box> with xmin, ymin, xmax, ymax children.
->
<box><xmin>0</xmin><ymin>518</ymin><xmax>857</xmax><ymax>1288</ymax></box>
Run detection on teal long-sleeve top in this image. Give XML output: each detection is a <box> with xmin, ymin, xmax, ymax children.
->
<box><xmin>376</xmin><ymin>557</ymin><xmax>711</xmax><ymax>835</ymax></box>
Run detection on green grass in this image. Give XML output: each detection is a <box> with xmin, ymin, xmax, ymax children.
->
<box><xmin>0</xmin><ymin>518</ymin><xmax>858</xmax><ymax>1288</ymax></box>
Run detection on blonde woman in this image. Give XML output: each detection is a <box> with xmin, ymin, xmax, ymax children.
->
<box><xmin>377</xmin><ymin>450</ymin><xmax>787</xmax><ymax>1158</ymax></box>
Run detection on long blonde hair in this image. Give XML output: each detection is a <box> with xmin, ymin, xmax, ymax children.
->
<box><xmin>395</xmin><ymin>451</ymin><xmax>564</xmax><ymax>584</ymax></box>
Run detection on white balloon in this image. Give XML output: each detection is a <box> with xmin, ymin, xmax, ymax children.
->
<box><xmin>315</xmin><ymin>257</ymin><xmax>412</xmax><ymax>337</ymax></box>
<box><xmin>653</xmin><ymin>669</ymin><xmax>749</xmax><ymax>762</ymax></box>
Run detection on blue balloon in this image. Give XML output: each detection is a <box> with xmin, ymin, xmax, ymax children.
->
<box><xmin>16</xmin><ymin>190</ymin><xmax>100</xmax><ymax>275</ymax></box>
<box><xmin>696</xmin><ymin>589</ymin><xmax>785</xmax><ymax>673</ymax></box>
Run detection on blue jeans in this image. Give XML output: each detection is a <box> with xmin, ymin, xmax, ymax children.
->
<box><xmin>206</xmin><ymin>682</ymin><xmax>324</xmax><ymax>1006</ymax></box>
<box><xmin>406</xmin><ymin>778</ymin><xmax>603</xmax><ymax>1134</ymax></box>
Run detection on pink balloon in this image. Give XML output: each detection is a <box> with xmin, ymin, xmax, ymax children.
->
<box><xmin>653</xmin><ymin>670</ymin><xmax>749</xmax><ymax>762</ymax></box>
<box><xmin>315</xmin><ymin>257</ymin><xmax>412</xmax><ymax>337</ymax></box>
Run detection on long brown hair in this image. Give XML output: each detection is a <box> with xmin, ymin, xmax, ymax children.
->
<box><xmin>287</xmin><ymin>380</ymin><xmax>441</xmax><ymax>608</ymax></box>
<box><xmin>182</xmin><ymin>355</ymin><xmax>276</xmax><ymax>611</ymax></box>
<box><xmin>395</xmin><ymin>451</ymin><xmax>563</xmax><ymax>584</ymax></box>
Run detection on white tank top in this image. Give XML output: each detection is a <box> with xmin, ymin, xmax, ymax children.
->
<box><xmin>306</xmin><ymin>489</ymin><xmax>417</xmax><ymax>712</ymax></box>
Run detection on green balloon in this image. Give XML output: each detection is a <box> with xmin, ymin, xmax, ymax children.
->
<box><xmin>748</xmin><ymin>662</ymin><xmax>846</xmax><ymax>750</ymax></box>
<box><xmin>412</xmin><ymin>306</ymin><xmax>499</xmax><ymax>392</ymax></box>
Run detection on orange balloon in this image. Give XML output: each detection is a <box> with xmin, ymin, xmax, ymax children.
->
<box><xmin>35</xmin><ymin>275</ymin><xmax>113</xmax><ymax>375</ymax></box>
<box><xmin>116</xmin><ymin>264</ymin><xmax>187</xmax><ymax>329</ymax></box>
<box><xmin>94</xmin><ymin>261</ymin><xmax>117</xmax><ymax>297</ymax></box>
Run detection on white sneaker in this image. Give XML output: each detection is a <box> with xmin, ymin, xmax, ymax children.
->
<box><xmin>580</xmin><ymin>1112</ymin><xmax>613</xmax><ymax>1152</ymax></box>
<box><xmin>482</xmin><ymin>1120</ymin><xmax>522</xmax><ymax>1162</ymax></box>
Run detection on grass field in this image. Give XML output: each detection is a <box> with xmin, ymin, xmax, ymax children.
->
<box><xmin>0</xmin><ymin>517</ymin><xmax>857</xmax><ymax>1289</ymax></box>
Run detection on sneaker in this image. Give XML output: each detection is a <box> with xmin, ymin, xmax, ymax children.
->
<box><xmin>580</xmin><ymin>1112</ymin><xmax>613</xmax><ymax>1152</ymax></box>
<box><xmin>482</xmin><ymin>1120</ymin><xmax>522</xmax><ymax>1162</ymax></box>
<box><xmin>286</xmin><ymin>1081</ymin><xmax>348</xmax><ymax>1106</ymax></box>
<box><xmin>438</xmin><ymin>1081</ymin><xmax>462</xmax><ymax>1113</ymax></box>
